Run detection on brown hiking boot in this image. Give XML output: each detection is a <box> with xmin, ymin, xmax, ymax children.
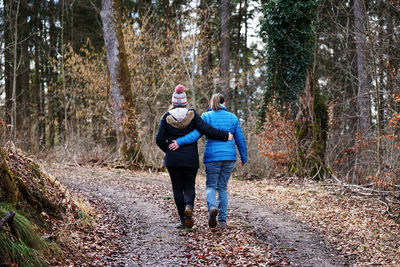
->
<box><xmin>208</xmin><ymin>206</ymin><xmax>218</xmax><ymax>228</ymax></box>
<box><xmin>184</xmin><ymin>205</ymin><xmax>194</xmax><ymax>229</ymax></box>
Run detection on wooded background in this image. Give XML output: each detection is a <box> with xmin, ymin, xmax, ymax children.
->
<box><xmin>0</xmin><ymin>0</ymin><xmax>399</xmax><ymax>193</ymax></box>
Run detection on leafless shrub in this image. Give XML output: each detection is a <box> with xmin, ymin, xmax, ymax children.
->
<box><xmin>233</xmin><ymin>131</ymin><xmax>275</xmax><ymax>180</ymax></box>
<box><xmin>44</xmin><ymin>136</ymin><xmax>118</xmax><ymax>166</ymax></box>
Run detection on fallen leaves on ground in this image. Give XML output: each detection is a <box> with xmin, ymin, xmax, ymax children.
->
<box><xmin>229</xmin><ymin>176</ymin><xmax>400</xmax><ymax>266</ymax></box>
<box><xmin>44</xmin><ymin>163</ymin><xmax>399</xmax><ymax>266</ymax></box>
<box><xmin>46</xmin><ymin>165</ymin><xmax>287</xmax><ymax>266</ymax></box>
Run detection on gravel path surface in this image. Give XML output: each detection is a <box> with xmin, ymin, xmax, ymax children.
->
<box><xmin>47</xmin><ymin>164</ymin><xmax>350</xmax><ymax>266</ymax></box>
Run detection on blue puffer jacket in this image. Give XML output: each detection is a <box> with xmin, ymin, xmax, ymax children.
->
<box><xmin>155</xmin><ymin>108</ymin><xmax>229</xmax><ymax>168</ymax></box>
<box><xmin>176</xmin><ymin>105</ymin><xmax>247</xmax><ymax>163</ymax></box>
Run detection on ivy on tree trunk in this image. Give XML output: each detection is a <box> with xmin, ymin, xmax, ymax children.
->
<box><xmin>260</xmin><ymin>0</ymin><xmax>328</xmax><ymax>179</ymax></box>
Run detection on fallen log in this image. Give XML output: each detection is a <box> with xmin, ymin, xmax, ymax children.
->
<box><xmin>0</xmin><ymin>211</ymin><xmax>15</xmax><ymax>231</ymax></box>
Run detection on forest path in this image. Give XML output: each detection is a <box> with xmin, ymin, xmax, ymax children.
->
<box><xmin>47</xmin><ymin>164</ymin><xmax>350</xmax><ymax>266</ymax></box>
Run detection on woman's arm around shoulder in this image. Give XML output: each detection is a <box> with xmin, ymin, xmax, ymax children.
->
<box><xmin>176</xmin><ymin>128</ymin><xmax>202</xmax><ymax>146</ymax></box>
<box><xmin>194</xmin><ymin>111</ymin><xmax>229</xmax><ymax>141</ymax></box>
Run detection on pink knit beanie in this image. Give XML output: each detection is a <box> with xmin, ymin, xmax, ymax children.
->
<box><xmin>171</xmin><ymin>84</ymin><xmax>188</xmax><ymax>107</ymax></box>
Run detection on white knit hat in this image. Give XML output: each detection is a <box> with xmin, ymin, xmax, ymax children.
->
<box><xmin>171</xmin><ymin>84</ymin><xmax>188</xmax><ymax>107</ymax></box>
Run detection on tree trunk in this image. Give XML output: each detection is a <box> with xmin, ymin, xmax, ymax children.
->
<box><xmin>20</xmin><ymin>35</ymin><xmax>30</xmax><ymax>138</ymax></box>
<box><xmin>347</xmin><ymin>0</ymin><xmax>359</xmax><ymax>139</ymax></box>
<box><xmin>17</xmin><ymin>3</ymin><xmax>30</xmax><ymax>142</ymax></box>
<box><xmin>101</xmin><ymin>0</ymin><xmax>144</xmax><ymax>164</ymax></box>
<box><xmin>33</xmin><ymin>0</ymin><xmax>45</xmax><ymax>149</ymax></box>
<box><xmin>34</xmin><ymin>38</ymin><xmax>44</xmax><ymax>149</ymax></box>
<box><xmin>233</xmin><ymin>0</ymin><xmax>242</xmax><ymax>114</ymax></box>
<box><xmin>385</xmin><ymin>3</ymin><xmax>399</xmax><ymax>128</ymax></box>
<box><xmin>4</xmin><ymin>0</ymin><xmax>13</xmax><ymax>130</ymax></box>
<box><xmin>354</xmin><ymin>0</ymin><xmax>370</xmax><ymax>138</ymax></box>
<box><xmin>243</xmin><ymin>0</ymin><xmax>250</xmax><ymax>121</ymax></box>
<box><xmin>293</xmin><ymin>67</ymin><xmax>328</xmax><ymax>180</ymax></box>
<box><xmin>11</xmin><ymin>0</ymin><xmax>21</xmax><ymax>141</ymax></box>
<box><xmin>0</xmin><ymin>148</ymin><xmax>18</xmax><ymax>204</ymax></box>
<box><xmin>47</xmin><ymin>0</ymin><xmax>59</xmax><ymax>148</ymax></box>
<box><xmin>60</xmin><ymin>0</ymin><xmax>67</xmax><ymax>143</ymax></box>
<box><xmin>199</xmin><ymin>0</ymin><xmax>213</xmax><ymax>97</ymax></box>
<box><xmin>220</xmin><ymin>0</ymin><xmax>230</xmax><ymax>103</ymax></box>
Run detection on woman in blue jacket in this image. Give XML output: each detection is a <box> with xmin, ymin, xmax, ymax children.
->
<box><xmin>169</xmin><ymin>93</ymin><xmax>247</xmax><ymax>229</ymax></box>
<box><xmin>156</xmin><ymin>86</ymin><xmax>232</xmax><ymax>229</ymax></box>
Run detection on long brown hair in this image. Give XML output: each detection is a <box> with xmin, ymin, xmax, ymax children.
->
<box><xmin>210</xmin><ymin>93</ymin><xmax>225</xmax><ymax>111</ymax></box>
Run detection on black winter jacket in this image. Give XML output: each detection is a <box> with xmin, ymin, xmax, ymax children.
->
<box><xmin>155</xmin><ymin>108</ymin><xmax>229</xmax><ymax>168</ymax></box>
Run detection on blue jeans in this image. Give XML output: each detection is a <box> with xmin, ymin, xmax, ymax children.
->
<box><xmin>204</xmin><ymin>161</ymin><xmax>235</xmax><ymax>222</ymax></box>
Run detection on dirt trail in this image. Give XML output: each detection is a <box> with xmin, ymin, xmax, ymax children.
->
<box><xmin>47</xmin><ymin>164</ymin><xmax>350</xmax><ymax>266</ymax></box>
<box><xmin>229</xmin><ymin>198</ymin><xmax>349</xmax><ymax>266</ymax></box>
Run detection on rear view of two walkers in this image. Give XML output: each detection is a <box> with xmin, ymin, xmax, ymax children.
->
<box><xmin>156</xmin><ymin>84</ymin><xmax>247</xmax><ymax>229</ymax></box>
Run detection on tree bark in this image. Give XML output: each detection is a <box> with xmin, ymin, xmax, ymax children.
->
<box><xmin>347</xmin><ymin>0</ymin><xmax>359</xmax><ymax>139</ymax></box>
<box><xmin>220</xmin><ymin>0</ymin><xmax>230</xmax><ymax>103</ymax></box>
<box><xmin>243</xmin><ymin>0</ymin><xmax>250</xmax><ymax>120</ymax></box>
<box><xmin>16</xmin><ymin>3</ymin><xmax>30</xmax><ymax>140</ymax></box>
<box><xmin>46</xmin><ymin>0</ymin><xmax>64</xmax><ymax>147</ymax></box>
<box><xmin>33</xmin><ymin>0</ymin><xmax>46</xmax><ymax>149</ymax></box>
<box><xmin>233</xmin><ymin>0</ymin><xmax>242</xmax><ymax>114</ymax></box>
<box><xmin>354</xmin><ymin>0</ymin><xmax>370</xmax><ymax>138</ymax></box>
<box><xmin>0</xmin><ymin>148</ymin><xmax>18</xmax><ymax>204</ymax></box>
<box><xmin>47</xmin><ymin>0</ymin><xmax>57</xmax><ymax>148</ymax></box>
<box><xmin>4</xmin><ymin>0</ymin><xmax>13</xmax><ymax>130</ymax></box>
<box><xmin>60</xmin><ymin>0</ymin><xmax>67</xmax><ymax>144</ymax></box>
<box><xmin>20</xmin><ymin>34</ymin><xmax>30</xmax><ymax>138</ymax></box>
<box><xmin>294</xmin><ymin>67</ymin><xmax>328</xmax><ymax>180</ymax></box>
<box><xmin>101</xmin><ymin>0</ymin><xmax>143</xmax><ymax>164</ymax></box>
<box><xmin>199</xmin><ymin>0</ymin><xmax>213</xmax><ymax>97</ymax></box>
<box><xmin>34</xmin><ymin>38</ymin><xmax>44</xmax><ymax>149</ymax></box>
<box><xmin>11</xmin><ymin>0</ymin><xmax>21</xmax><ymax>141</ymax></box>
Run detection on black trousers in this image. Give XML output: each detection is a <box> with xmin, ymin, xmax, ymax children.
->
<box><xmin>167</xmin><ymin>167</ymin><xmax>198</xmax><ymax>220</ymax></box>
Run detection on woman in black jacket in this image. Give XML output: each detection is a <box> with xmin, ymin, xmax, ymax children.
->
<box><xmin>156</xmin><ymin>84</ymin><xmax>232</xmax><ymax>229</ymax></box>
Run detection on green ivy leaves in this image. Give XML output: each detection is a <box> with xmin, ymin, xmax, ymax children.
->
<box><xmin>259</xmin><ymin>0</ymin><xmax>317</xmax><ymax>120</ymax></box>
